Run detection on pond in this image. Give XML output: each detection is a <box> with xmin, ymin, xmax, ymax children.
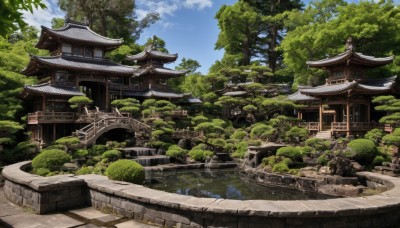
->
<box><xmin>144</xmin><ymin>168</ymin><xmax>338</xmax><ymax>200</ymax></box>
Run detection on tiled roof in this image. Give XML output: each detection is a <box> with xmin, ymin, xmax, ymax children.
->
<box><xmin>300</xmin><ymin>82</ymin><xmax>357</xmax><ymax>96</ymax></box>
<box><xmin>306</xmin><ymin>50</ymin><xmax>394</xmax><ymax>68</ymax></box>
<box><xmin>287</xmin><ymin>91</ymin><xmax>319</xmax><ymax>102</ymax></box>
<box><xmin>126</xmin><ymin>50</ymin><xmax>178</xmax><ymax>62</ymax></box>
<box><xmin>36</xmin><ymin>20</ymin><xmax>122</xmax><ymax>48</ymax></box>
<box><xmin>132</xmin><ymin>65</ymin><xmax>186</xmax><ymax>77</ymax></box>
<box><xmin>23</xmin><ymin>83</ymin><xmax>84</xmax><ymax>96</ymax></box>
<box><xmin>23</xmin><ymin>55</ymin><xmax>136</xmax><ymax>75</ymax></box>
<box><xmin>123</xmin><ymin>89</ymin><xmax>184</xmax><ymax>98</ymax></box>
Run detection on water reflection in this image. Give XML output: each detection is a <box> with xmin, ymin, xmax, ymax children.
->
<box><xmin>144</xmin><ymin>169</ymin><xmax>337</xmax><ymax>200</ymax></box>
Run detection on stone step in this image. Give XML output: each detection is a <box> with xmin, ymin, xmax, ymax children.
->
<box><xmin>315</xmin><ymin>131</ymin><xmax>332</xmax><ymax>139</ymax></box>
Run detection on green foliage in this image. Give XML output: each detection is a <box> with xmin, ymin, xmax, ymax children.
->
<box><xmin>276</xmin><ymin>146</ymin><xmax>302</xmax><ymax>161</ymax></box>
<box><xmin>111</xmin><ymin>98</ymin><xmax>141</xmax><ymax>116</ymax></box>
<box><xmin>76</xmin><ymin>166</ymin><xmax>93</xmax><ymax>175</ymax></box>
<box><xmin>365</xmin><ymin>128</ymin><xmax>385</xmax><ymax>144</ymax></box>
<box><xmin>55</xmin><ymin>136</ymin><xmax>81</xmax><ymax>151</ymax></box>
<box><xmin>166</xmin><ymin>145</ymin><xmax>187</xmax><ymax>160</ymax></box>
<box><xmin>0</xmin><ymin>0</ymin><xmax>46</xmax><ymax>37</ymax></box>
<box><xmin>305</xmin><ymin>138</ymin><xmax>330</xmax><ymax>151</ymax></box>
<box><xmin>101</xmin><ymin>149</ymin><xmax>121</xmax><ymax>160</ymax></box>
<box><xmin>231</xmin><ymin>141</ymin><xmax>248</xmax><ymax>158</ymax></box>
<box><xmin>35</xmin><ymin>168</ymin><xmax>51</xmax><ymax>177</ymax></box>
<box><xmin>105</xmin><ymin>160</ymin><xmax>145</xmax><ymax>184</ymax></box>
<box><xmin>192</xmin><ymin>115</ymin><xmax>208</xmax><ymax>125</ymax></box>
<box><xmin>285</xmin><ymin>126</ymin><xmax>308</xmax><ymax>143</ymax></box>
<box><xmin>0</xmin><ymin>120</ymin><xmax>24</xmax><ymax>144</ymax></box>
<box><xmin>32</xmin><ymin>149</ymin><xmax>71</xmax><ymax>172</ymax></box>
<box><xmin>231</xmin><ymin>130</ymin><xmax>247</xmax><ymax>140</ymax></box>
<box><xmin>243</xmin><ymin>104</ymin><xmax>257</xmax><ymax>112</ymax></box>
<box><xmin>247</xmin><ymin>140</ymin><xmax>261</xmax><ymax>146</ymax></box>
<box><xmin>272</xmin><ymin>162</ymin><xmax>289</xmax><ymax>173</ymax></box>
<box><xmin>72</xmin><ymin>149</ymin><xmax>88</xmax><ymax>159</ymax></box>
<box><xmin>250</xmin><ymin>123</ymin><xmax>277</xmax><ymax>140</ymax></box>
<box><xmin>372</xmin><ymin>155</ymin><xmax>386</xmax><ymax>166</ymax></box>
<box><xmin>382</xmin><ymin>134</ymin><xmax>400</xmax><ymax>147</ymax></box>
<box><xmin>316</xmin><ymin>154</ymin><xmax>329</xmax><ymax>166</ymax></box>
<box><xmin>68</xmin><ymin>96</ymin><xmax>93</xmax><ymax>109</ymax></box>
<box><xmin>297</xmin><ymin>146</ymin><xmax>314</xmax><ymax>156</ymax></box>
<box><xmin>88</xmin><ymin>145</ymin><xmax>108</xmax><ymax>156</ymax></box>
<box><xmin>347</xmin><ymin>139</ymin><xmax>378</xmax><ymax>165</ymax></box>
<box><xmin>188</xmin><ymin>146</ymin><xmax>213</xmax><ymax>162</ymax></box>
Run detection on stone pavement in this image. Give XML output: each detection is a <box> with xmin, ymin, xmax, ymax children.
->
<box><xmin>0</xmin><ymin>186</ymin><xmax>156</xmax><ymax>228</ymax></box>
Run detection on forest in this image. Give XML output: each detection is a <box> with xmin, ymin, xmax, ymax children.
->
<box><xmin>1</xmin><ymin>0</ymin><xmax>400</xmax><ymax>173</ymax></box>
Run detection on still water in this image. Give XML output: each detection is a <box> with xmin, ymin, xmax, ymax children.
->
<box><xmin>144</xmin><ymin>169</ymin><xmax>337</xmax><ymax>200</ymax></box>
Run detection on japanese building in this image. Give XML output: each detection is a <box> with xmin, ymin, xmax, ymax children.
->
<box><xmin>289</xmin><ymin>38</ymin><xmax>396</xmax><ymax>137</ymax></box>
<box><xmin>21</xmin><ymin>20</ymin><xmax>189</xmax><ymax>145</ymax></box>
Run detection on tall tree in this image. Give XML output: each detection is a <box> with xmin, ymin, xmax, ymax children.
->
<box><xmin>0</xmin><ymin>0</ymin><xmax>46</xmax><ymax>37</ymax></box>
<box><xmin>58</xmin><ymin>0</ymin><xmax>159</xmax><ymax>42</ymax></box>
<box><xmin>280</xmin><ymin>0</ymin><xmax>400</xmax><ymax>86</ymax></box>
<box><xmin>215</xmin><ymin>1</ymin><xmax>262</xmax><ymax>66</ymax></box>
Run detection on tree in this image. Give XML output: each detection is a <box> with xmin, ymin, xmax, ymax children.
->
<box><xmin>176</xmin><ymin>58</ymin><xmax>201</xmax><ymax>74</ymax></box>
<box><xmin>144</xmin><ymin>35</ymin><xmax>168</xmax><ymax>53</ymax></box>
<box><xmin>111</xmin><ymin>98</ymin><xmax>141</xmax><ymax>117</ymax></box>
<box><xmin>58</xmin><ymin>0</ymin><xmax>159</xmax><ymax>42</ymax></box>
<box><xmin>280</xmin><ymin>0</ymin><xmax>400</xmax><ymax>86</ymax></box>
<box><xmin>372</xmin><ymin>96</ymin><xmax>400</xmax><ymax>124</ymax></box>
<box><xmin>0</xmin><ymin>0</ymin><xmax>46</xmax><ymax>37</ymax></box>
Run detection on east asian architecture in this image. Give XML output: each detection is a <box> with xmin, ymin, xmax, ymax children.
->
<box><xmin>21</xmin><ymin>20</ymin><xmax>190</xmax><ymax>145</ymax></box>
<box><xmin>289</xmin><ymin>38</ymin><xmax>396</xmax><ymax>137</ymax></box>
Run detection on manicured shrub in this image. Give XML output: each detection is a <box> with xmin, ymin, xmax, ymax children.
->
<box><xmin>250</xmin><ymin>123</ymin><xmax>277</xmax><ymax>140</ymax></box>
<box><xmin>101</xmin><ymin>149</ymin><xmax>121</xmax><ymax>160</ymax></box>
<box><xmin>35</xmin><ymin>168</ymin><xmax>51</xmax><ymax>176</ymax></box>
<box><xmin>76</xmin><ymin>166</ymin><xmax>93</xmax><ymax>175</ymax></box>
<box><xmin>105</xmin><ymin>160</ymin><xmax>145</xmax><ymax>184</ymax></box>
<box><xmin>382</xmin><ymin>134</ymin><xmax>400</xmax><ymax>147</ymax></box>
<box><xmin>347</xmin><ymin>139</ymin><xmax>377</xmax><ymax>165</ymax></box>
<box><xmin>372</xmin><ymin>155</ymin><xmax>386</xmax><ymax>166</ymax></box>
<box><xmin>166</xmin><ymin>145</ymin><xmax>187</xmax><ymax>160</ymax></box>
<box><xmin>276</xmin><ymin>146</ymin><xmax>302</xmax><ymax>161</ymax></box>
<box><xmin>305</xmin><ymin>138</ymin><xmax>330</xmax><ymax>151</ymax></box>
<box><xmin>89</xmin><ymin>145</ymin><xmax>108</xmax><ymax>156</ymax></box>
<box><xmin>231</xmin><ymin>141</ymin><xmax>248</xmax><ymax>158</ymax></box>
<box><xmin>316</xmin><ymin>154</ymin><xmax>328</xmax><ymax>166</ymax></box>
<box><xmin>272</xmin><ymin>162</ymin><xmax>289</xmax><ymax>173</ymax></box>
<box><xmin>364</xmin><ymin>128</ymin><xmax>385</xmax><ymax>144</ymax></box>
<box><xmin>285</xmin><ymin>126</ymin><xmax>308</xmax><ymax>142</ymax></box>
<box><xmin>297</xmin><ymin>146</ymin><xmax>314</xmax><ymax>156</ymax></box>
<box><xmin>188</xmin><ymin>148</ymin><xmax>213</xmax><ymax>162</ymax></box>
<box><xmin>247</xmin><ymin>140</ymin><xmax>262</xmax><ymax>146</ymax></box>
<box><xmin>55</xmin><ymin>136</ymin><xmax>81</xmax><ymax>149</ymax></box>
<box><xmin>263</xmin><ymin>156</ymin><xmax>292</xmax><ymax>167</ymax></box>
<box><xmin>72</xmin><ymin>149</ymin><xmax>88</xmax><ymax>159</ymax></box>
<box><xmin>32</xmin><ymin>149</ymin><xmax>71</xmax><ymax>172</ymax></box>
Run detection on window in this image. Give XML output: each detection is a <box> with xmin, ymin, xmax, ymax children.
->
<box><xmin>72</xmin><ymin>46</ymin><xmax>83</xmax><ymax>57</ymax></box>
<box><xmin>331</xmin><ymin>70</ymin><xmax>344</xmax><ymax>79</ymax></box>
<box><xmin>158</xmin><ymin>79</ymin><xmax>167</xmax><ymax>85</ymax></box>
<box><xmin>84</xmin><ymin>47</ymin><xmax>93</xmax><ymax>58</ymax></box>
<box><xmin>55</xmin><ymin>71</ymin><xmax>74</xmax><ymax>84</ymax></box>
<box><xmin>130</xmin><ymin>78</ymin><xmax>142</xmax><ymax>85</ymax></box>
<box><xmin>62</xmin><ymin>44</ymin><xmax>72</xmax><ymax>55</ymax></box>
<box><xmin>94</xmin><ymin>48</ymin><xmax>103</xmax><ymax>59</ymax></box>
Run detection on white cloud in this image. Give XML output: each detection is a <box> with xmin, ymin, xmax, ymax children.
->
<box><xmin>22</xmin><ymin>0</ymin><xmax>65</xmax><ymax>29</ymax></box>
<box><xmin>184</xmin><ymin>0</ymin><xmax>212</xmax><ymax>10</ymax></box>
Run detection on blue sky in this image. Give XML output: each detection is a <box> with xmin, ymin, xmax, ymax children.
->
<box><xmin>23</xmin><ymin>0</ymin><xmax>399</xmax><ymax>74</ymax></box>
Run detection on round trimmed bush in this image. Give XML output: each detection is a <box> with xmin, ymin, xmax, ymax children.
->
<box><xmin>76</xmin><ymin>166</ymin><xmax>93</xmax><ymax>175</ymax></box>
<box><xmin>272</xmin><ymin>162</ymin><xmax>289</xmax><ymax>173</ymax></box>
<box><xmin>188</xmin><ymin>148</ymin><xmax>213</xmax><ymax>162</ymax></box>
<box><xmin>305</xmin><ymin>138</ymin><xmax>330</xmax><ymax>151</ymax></box>
<box><xmin>101</xmin><ymin>149</ymin><xmax>121</xmax><ymax>160</ymax></box>
<box><xmin>276</xmin><ymin>146</ymin><xmax>302</xmax><ymax>161</ymax></box>
<box><xmin>166</xmin><ymin>145</ymin><xmax>187</xmax><ymax>160</ymax></box>
<box><xmin>32</xmin><ymin>149</ymin><xmax>71</xmax><ymax>172</ymax></box>
<box><xmin>372</xmin><ymin>155</ymin><xmax>386</xmax><ymax>166</ymax></box>
<box><xmin>347</xmin><ymin>139</ymin><xmax>377</xmax><ymax>165</ymax></box>
<box><xmin>35</xmin><ymin>168</ymin><xmax>51</xmax><ymax>176</ymax></box>
<box><xmin>105</xmin><ymin>160</ymin><xmax>145</xmax><ymax>184</ymax></box>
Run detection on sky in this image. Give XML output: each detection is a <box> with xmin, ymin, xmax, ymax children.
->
<box><xmin>22</xmin><ymin>0</ymin><xmax>400</xmax><ymax>74</ymax></box>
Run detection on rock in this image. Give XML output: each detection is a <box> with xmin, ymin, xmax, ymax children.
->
<box><xmin>351</xmin><ymin>162</ymin><xmax>364</xmax><ymax>172</ymax></box>
<box><xmin>318</xmin><ymin>166</ymin><xmax>331</xmax><ymax>175</ymax></box>
<box><xmin>62</xmin><ymin>163</ymin><xmax>79</xmax><ymax>172</ymax></box>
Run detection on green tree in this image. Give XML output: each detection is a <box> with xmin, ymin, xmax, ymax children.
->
<box><xmin>58</xmin><ymin>0</ymin><xmax>159</xmax><ymax>42</ymax></box>
<box><xmin>144</xmin><ymin>35</ymin><xmax>168</xmax><ymax>53</ymax></box>
<box><xmin>372</xmin><ymin>96</ymin><xmax>400</xmax><ymax>124</ymax></box>
<box><xmin>0</xmin><ymin>0</ymin><xmax>46</xmax><ymax>37</ymax></box>
<box><xmin>280</xmin><ymin>0</ymin><xmax>400</xmax><ymax>85</ymax></box>
<box><xmin>176</xmin><ymin>58</ymin><xmax>201</xmax><ymax>74</ymax></box>
<box><xmin>111</xmin><ymin>98</ymin><xmax>141</xmax><ymax>117</ymax></box>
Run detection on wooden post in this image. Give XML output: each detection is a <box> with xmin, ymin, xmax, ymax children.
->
<box><xmin>53</xmin><ymin>124</ymin><xmax>56</xmax><ymax>141</ymax></box>
<box><xmin>42</xmin><ymin>95</ymin><xmax>46</xmax><ymax>111</ymax></box>
<box><xmin>346</xmin><ymin>99</ymin><xmax>350</xmax><ymax>137</ymax></box>
<box><xmin>105</xmin><ymin>80</ymin><xmax>109</xmax><ymax>111</ymax></box>
<box><xmin>319</xmin><ymin>103</ymin><xmax>323</xmax><ymax>132</ymax></box>
<box><xmin>367</xmin><ymin>103</ymin><xmax>371</xmax><ymax>122</ymax></box>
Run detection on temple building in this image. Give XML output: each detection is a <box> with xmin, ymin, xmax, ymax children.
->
<box><xmin>289</xmin><ymin>38</ymin><xmax>396</xmax><ymax>137</ymax></box>
<box><xmin>21</xmin><ymin>20</ymin><xmax>190</xmax><ymax>145</ymax></box>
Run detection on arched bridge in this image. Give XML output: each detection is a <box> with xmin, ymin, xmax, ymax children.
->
<box><xmin>74</xmin><ymin>117</ymin><xmax>151</xmax><ymax>146</ymax></box>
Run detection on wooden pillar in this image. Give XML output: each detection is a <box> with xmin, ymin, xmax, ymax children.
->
<box><xmin>346</xmin><ymin>99</ymin><xmax>350</xmax><ymax>137</ymax></box>
<box><xmin>105</xmin><ymin>80</ymin><xmax>109</xmax><ymax>111</ymax></box>
<box><xmin>367</xmin><ymin>103</ymin><xmax>371</xmax><ymax>122</ymax></box>
<box><xmin>42</xmin><ymin>95</ymin><xmax>46</xmax><ymax>111</ymax></box>
<box><xmin>319</xmin><ymin>103</ymin><xmax>323</xmax><ymax>132</ymax></box>
<box><xmin>53</xmin><ymin>124</ymin><xmax>56</xmax><ymax>142</ymax></box>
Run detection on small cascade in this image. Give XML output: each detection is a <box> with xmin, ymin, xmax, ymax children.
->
<box><xmin>121</xmin><ymin>147</ymin><xmax>170</xmax><ymax>166</ymax></box>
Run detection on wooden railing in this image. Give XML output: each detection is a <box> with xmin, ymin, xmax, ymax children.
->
<box><xmin>299</xmin><ymin>122</ymin><xmax>319</xmax><ymax>131</ymax></box>
<box><xmin>331</xmin><ymin>122</ymin><xmax>378</xmax><ymax>132</ymax></box>
<box><xmin>109</xmin><ymin>83</ymin><xmax>147</xmax><ymax>91</ymax></box>
<box><xmin>172</xmin><ymin>129</ymin><xmax>203</xmax><ymax>139</ymax></box>
<box><xmin>151</xmin><ymin>84</ymin><xmax>171</xmax><ymax>91</ymax></box>
<box><xmin>171</xmin><ymin>110</ymin><xmax>188</xmax><ymax>118</ymax></box>
<box><xmin>28</xmin><ymin>111</ymin><xmax>75</xmax><ymax>124</ymax></box>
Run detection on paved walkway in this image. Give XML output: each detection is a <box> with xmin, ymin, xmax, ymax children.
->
<box><xmin>0</xmin><ymin>186</ymin><xmax>156</xmax><ymax>228</ymax></box>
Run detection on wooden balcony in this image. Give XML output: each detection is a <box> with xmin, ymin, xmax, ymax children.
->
<box><xmin>331</xmin><ymin>122</ymin><xmax>379</xmax><ymax>132</ymax></box>
<box><xmin>28</xmin><ymin>111</ymin><xmax>76</xmax><ymax>124</ymax></box>
<box><xmin>299</xmin><ymin>122</ymin><xmax>319</xmax><ymax>131</ymax></box>
<box><xmin>172</xmin><ymin>129</ymin><xmax>203</xmax><ymax>139</ymax></box>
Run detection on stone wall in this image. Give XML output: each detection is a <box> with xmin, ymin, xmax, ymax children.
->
<box><xmin>3</xmin><ymin>161</ymin><xmax>400</xmax><ymax>227</ymax></box>
<box><xmin>2</xmin><ymin>161</ymin><xmax>89</xmax><ymax>214</ymax></box>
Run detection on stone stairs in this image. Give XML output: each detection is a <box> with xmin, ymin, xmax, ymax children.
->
<box><xmin>315</xmin><ymin>130</ymin><xmax>332</xmax><ymax>140</ymax></box>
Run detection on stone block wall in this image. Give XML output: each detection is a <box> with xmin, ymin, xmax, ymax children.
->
<box><xmin>3</xmin><ymin>161</ymin><xmax>400</xmax><ymax>227</ymax></box>
<box><xmin>2</xmin><ymin>161</ymin><xmax>89</xmax><ymax>214</ymax></box>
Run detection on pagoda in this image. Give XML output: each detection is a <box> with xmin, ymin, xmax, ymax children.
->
<box><xmin>289</xmin><ymin>38</ymin><xmax>396</xmax><ymax>137</ymax></box>
<box><xmin>124</xmin><ymin>46</ymin><xmax>187</xmax><ymax>101</ymax></box>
